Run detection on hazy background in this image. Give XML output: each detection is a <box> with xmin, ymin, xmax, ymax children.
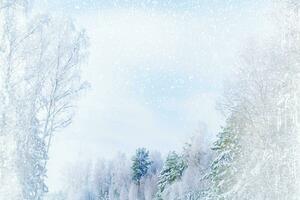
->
<box><xmin>39</xmin><ymin>0</ymin><xmax>274</xmax><ymax>192</ymax></box>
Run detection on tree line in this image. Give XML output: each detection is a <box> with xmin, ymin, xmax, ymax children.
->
<box><xmin>51</xmin><ymin>131</ymin><xmax>211</xmax><ymax>200</ymax></box>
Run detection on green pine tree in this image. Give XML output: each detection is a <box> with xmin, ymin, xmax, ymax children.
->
<box><xmin>131</xmin><ymin>148</ymin><xmax>152</xmax><ymax>184</ymax></box>
<box><xmin>206</xmin><ymin>117</ymin><xmax>241</xmax><ymax>200</ymax></box>
<box><xmin>131</xmin><ymin>148</ymin><xmax>152</xmax><ymax>199</ymax></box>
<box><xmin>156</xmin><ymin>151</ymin><xmax>187</xmax><ymax>199</ymax></box>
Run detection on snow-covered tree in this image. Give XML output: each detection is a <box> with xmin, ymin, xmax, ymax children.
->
<box><xmin>91</xmin><ymin>159</ymin><xmax>112</xmax><ymax>200</ymax></box>
<box><xmin>144</xmin><ymin>151</ymin><xmax>163</xmax><ymax>200</ymax></box>
<box><xmin>206</xmin><ymin>117</ymin><xmax>242</xmax><ymax>200</ymax></box>
<box><xmin>156</xmin><ymin>151</ymin><xmax>186</xmax><ymax>199</ymax></box>
<box><xmin>156</xmin><ymin>127</ymin><xmax>212</xmax><ymax>200</ymax></box>
<box><xmin>63</xmin><ymin>160</ymin><xmax>94</xmax><ymax>200</ymax></box>
<box><xmin>131</xmin><ymin>148</ymin><xmax>152</xmax><ymax>200</ymax></box>
<box><xmin>131</xmin><ymin>148</ymin><xmax>152</xmax><ymax>184</ymax></box>
<box><xmin>109</xmin><ymin>154</ymin><xmax>131</xmax><ymax>200</ymax></box>
<box><xmin>0</xmin><ymin>0</ymin><xmax>87</xmax><ymax>199</ymax></box>
<box><xmin>178</xmin><ymin>129</ymin><xmax>212</xmax><ymax>199</ymax></box>
<box><xmin>204</xmin><ymin>1</ymin><xmax>300</xmax><ymax>199</ymax></box>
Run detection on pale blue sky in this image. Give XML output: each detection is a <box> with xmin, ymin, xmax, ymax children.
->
<box><xmin>44</xmin><ymin>0</ymin><xmax>274</xmax><ymax>192</ymax></box>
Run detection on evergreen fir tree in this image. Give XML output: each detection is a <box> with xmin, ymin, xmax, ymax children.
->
<box><xmin>131</xmin><ymin>148</ymin><xmax>152</xmax><ymax>184</ymax></box>
<box><xmin>131</xmin><ymin>148</ymin><xmax>152</xmax><ymax>200</ymax></box>
<box><xmin>206</xmin><ymin>117</ymin><xmax>241</xmax><ymax>200</ymax></box>
<box><xmin>156</xmin><ymin>151</ymin><xmax>187</xmax><ymax>199</ymax></box>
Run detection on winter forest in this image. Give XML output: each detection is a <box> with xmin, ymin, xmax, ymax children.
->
<box><xmin>1</xmin><ymin>0</ymin><xmax>300</xmax><ymax>200</ymax></box>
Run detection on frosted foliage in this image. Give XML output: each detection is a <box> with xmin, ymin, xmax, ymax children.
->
<box><xmin>157</xmin><ymin>131</ymin><xmax>211</xmax><ymax>200</ymax></box>
<box><xmin>0</xmin><ymin>0</ymin><xmax>86</xmax><ymax>199</ymax></box>
<box><xmin>0</xmin><ymin>135</ymin><xmax>22</xmax><ymax>199</ymax></box>
<box><xmin>206</xmin><ymin>1</ymin><xmax>300</xmax><ymax>200</ymax></box>
<box><xmin>60</xmin><ymin>152</ymin><xmax>163</xmax><ymax>200</ymax></box>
